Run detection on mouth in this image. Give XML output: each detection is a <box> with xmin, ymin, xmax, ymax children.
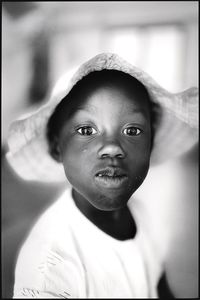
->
<box><xmin>94</xmin><ymin>167</ymin><xmax>128</xmax><ymax>189</ymax></box>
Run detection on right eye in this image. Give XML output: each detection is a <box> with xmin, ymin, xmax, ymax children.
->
<box><xmin>77</xmin><ymin>126</ymin><xmax>97</xmax><ymax>136</ymax></box>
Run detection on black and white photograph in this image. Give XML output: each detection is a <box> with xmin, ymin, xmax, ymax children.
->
<box><xmin>2</xmin><ymin>1</ymin><xmax>198</xmax><ymax>298</ymax></box>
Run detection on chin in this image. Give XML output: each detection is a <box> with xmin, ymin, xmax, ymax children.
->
<box><xmin>90</xmin><ymin>194</ymin><xmax>130</xmax><ymax>211</ymax></box>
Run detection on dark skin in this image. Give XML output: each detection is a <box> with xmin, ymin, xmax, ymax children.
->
<box><xmin>49</xmin><ymin>76</ymin><xmax>175</xmax><ymax>297</ymax></box>
<box><xmin>55</xmin><ymin>83</ymin><xmax>152</xmax><ymax>240</ymax></box>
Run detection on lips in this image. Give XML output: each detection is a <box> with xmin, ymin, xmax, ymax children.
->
<box><xmin>94</xmin><ymin>167</ymin><xmax>128</xmax><ymax>189</ymax></box>
<box><xmin>95</xmin><ymin>167</ymin><xmax>127</xmax><ymax>178</ymax></box>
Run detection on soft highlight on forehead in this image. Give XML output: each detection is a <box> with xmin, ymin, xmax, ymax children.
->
<box><xmin>57</xmin><ymin>70</ymin><xmax>152</xmax><ymax>120</ymax></box>
<box><xmin>72</xmin><ymin>70</ymin><xmax>151</xmax><ymax>106</ymax></box>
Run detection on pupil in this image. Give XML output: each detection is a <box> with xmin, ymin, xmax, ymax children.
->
<box><xmin>83</xmin><ymin>127</ymin><xmax>91</xmax><ymax>135</ymax></box>
<box><xmin>128</xmin><ymin>128</ymin><xmax>136</xmax><ymax>135</ymax></box>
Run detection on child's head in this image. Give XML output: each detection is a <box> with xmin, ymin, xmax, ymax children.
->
<box><xmin>47</xmin><ymin>70</ymin><xmax>158</xmax><ymax>210</ymax></box>
<box><xmin>6</xmin><ymin>53</ymin><xmax>198</xmax><ymax>187</ymax></box>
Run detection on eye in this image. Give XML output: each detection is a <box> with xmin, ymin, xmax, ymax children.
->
<box><xmin>123</xmin><ymin>126</ymin><xmax>142</xmax><ymax>136</ymax></box>
<box><xmin>77</xmin><ymin>126</ymin><xmax>97</xmax><ymax>136</ymax></box>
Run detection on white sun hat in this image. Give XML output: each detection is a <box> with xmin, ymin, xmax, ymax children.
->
<box><xmin>6</xmin><ymin>53</ymin><xmax>198</xmax><ymax>182</ymax></box>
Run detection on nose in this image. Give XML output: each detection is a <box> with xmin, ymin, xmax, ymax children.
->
<box><xmin>98</xmin><ymin>140</ymin><xmax>125</xmax><ymax>159</ymax></box>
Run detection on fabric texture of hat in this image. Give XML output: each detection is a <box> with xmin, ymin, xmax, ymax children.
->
<box><xmin>6</xmin><ymin>53</ymin><xmax>198</xmax><ymax>182</ymax></box>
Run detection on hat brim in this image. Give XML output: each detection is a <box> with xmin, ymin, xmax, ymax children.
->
<box><xmin>6</xmin><ymin>53</ymin><xmax>198</xmax><ymax>182</ymax></box>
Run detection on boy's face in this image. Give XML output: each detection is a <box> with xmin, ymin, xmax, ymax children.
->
<box><xmin>58</xmin><ymin>84</ymin><xmax>152</xmax><ymax>211</ymax></box>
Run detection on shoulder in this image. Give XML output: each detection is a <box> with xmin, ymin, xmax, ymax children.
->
<box><xmin>13</xmin><ymin>188</ymin><xmax>86</xmax><ymax>297</ymax></box>
<box><xmin>16</xmin><ymin>188</ymin><xmax>77</xmax><ymax>261</ymax></box>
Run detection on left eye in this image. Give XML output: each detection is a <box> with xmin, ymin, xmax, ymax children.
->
<box><xmin>123</xmin><ymin>127</ymin><xmax>142</xmax><ymax>136</ymax></box>
<box><xmin>77</xmin><ymin>126</ymin><xmax>97</xmax><ymax>136</ymax></box>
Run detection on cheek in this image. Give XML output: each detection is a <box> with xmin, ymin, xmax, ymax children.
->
<box><xmin>126</xmin><ymin>134</ymin><xmax>151</xmax><ymax>160</ymax></box>
<box><xmin>61</xmin><ymin>141</ymin><xmax>92</xmax><ymax>182</ymax></box>
<box><xmin>126</xmin><ymin>141</ymin><xmax>151</xmax><ymax>182</ymax></box>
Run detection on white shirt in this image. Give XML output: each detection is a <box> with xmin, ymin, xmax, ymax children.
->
<box><xmin>13</xmin><ymin>188</ymin><xmax>163</xmax><ymax>298</ymax></box>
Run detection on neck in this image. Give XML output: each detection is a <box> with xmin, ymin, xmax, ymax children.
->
<box><xmin>72</xmin><ymin>189</ymin><xmax>137</xmax><ymax>240</ymax></box>
<box><xmin>72</xmin><ymin>189</ymin><xmax>125</xmax><ymax>220</ymax></box>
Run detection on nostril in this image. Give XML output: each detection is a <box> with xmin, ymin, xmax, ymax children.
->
<box><xmin>98</xmin><ymin>143</ymin><xmax>125</xmax><ymax>159</ymax></box>
<box><xmin>100</xmin><ymin>153</ymin><xmax>124</xmax><ymax>159</ymax></box>
<box><xmin>116</xmin><ymin>154</ymin><xmax>123</xmax><ymax>158</ymax></box>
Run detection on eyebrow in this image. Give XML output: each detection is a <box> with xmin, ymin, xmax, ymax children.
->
<box><xmin>76</xmin><ymin>105</ymin><xmax>148</xmax><ymax>116</ymax></box>
<box><xmin>128</xmin><ymin>108</ymin><xmax>150</xmax><ymax>118</ymax></box>
<box><xmin>75</xmin><ymin>105</ymin><xmax>98</xmax><ymax>114</ymax></box>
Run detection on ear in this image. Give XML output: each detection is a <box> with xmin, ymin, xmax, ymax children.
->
<box><xmin>49</xmin><ymin>136</ymin><xmax>63</xmax><ymax>163</ymax></box>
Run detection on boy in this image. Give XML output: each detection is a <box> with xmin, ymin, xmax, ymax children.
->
<box><xmin>6</xmin><ymin>53</ymin><xmax>198</xmax><ymax>298</ymax></box>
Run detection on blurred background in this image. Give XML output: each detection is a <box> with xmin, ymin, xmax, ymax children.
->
<box><xmin>2</xmin><ymin>1</ymin><xmax>198</xmax><ymax>298</ymax></box>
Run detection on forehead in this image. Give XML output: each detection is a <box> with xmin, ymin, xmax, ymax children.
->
<box><xmin>76</xmin><ymin>85</ymin><xmax>150</xmax><ymax>115</ymax></box>
<box><xmin>67</xmin><ymin>80</ymin><xmax>151</xmax><ymax>120</ymax></box>
<box><xmin>56</xmin><ymin>70</ymin><xmax>152</xmax><ymax>124</ymax></box>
